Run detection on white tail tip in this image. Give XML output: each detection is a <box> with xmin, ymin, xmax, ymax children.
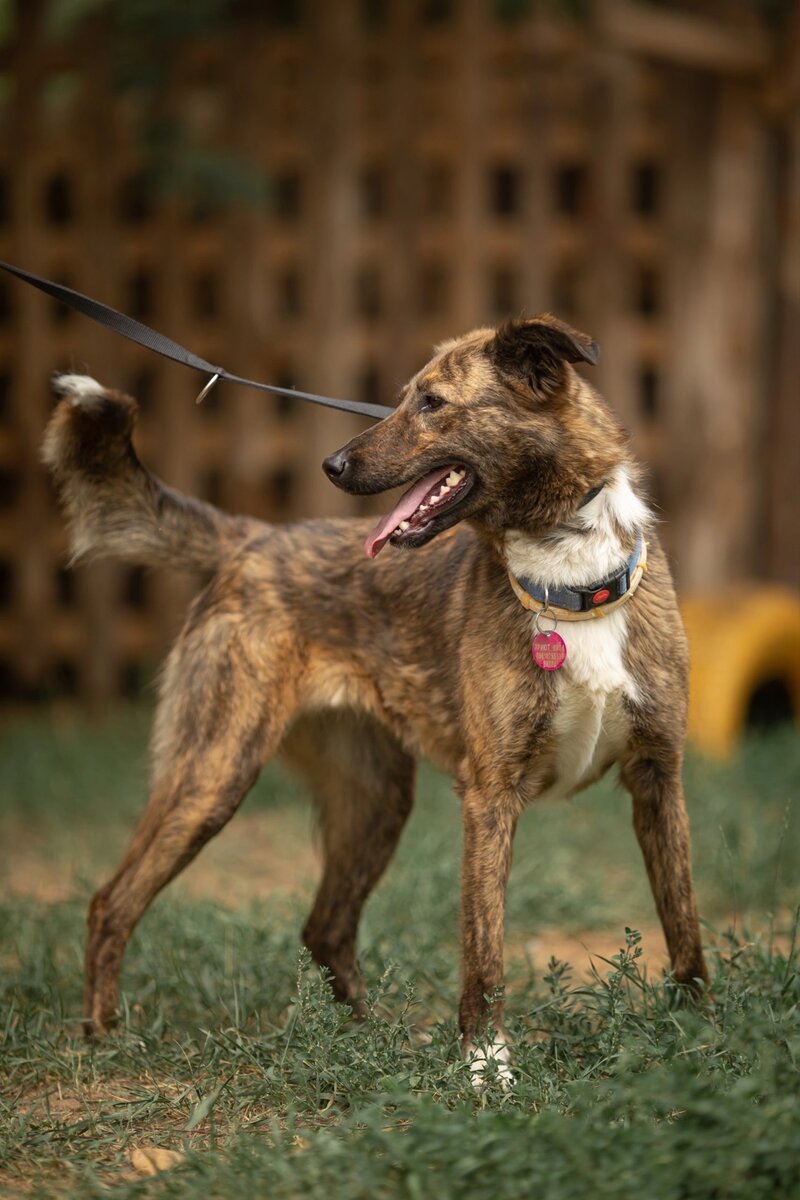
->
<box><xmin>52</xmin><ymin>373</ymin><xmax>109</xmax><ymax>406</ymax></box>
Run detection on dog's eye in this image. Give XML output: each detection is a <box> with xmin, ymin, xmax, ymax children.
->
<box><xmin>419</xmin><ymin>393</ymin><xmax>446</xmax><ymax>413</ymax></box>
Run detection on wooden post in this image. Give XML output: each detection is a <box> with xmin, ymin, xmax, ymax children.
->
<box><xmin>382</xmin><ymin>1</ymin><xmax>417</xmax><ymax>398</ymax></box>
<box><xmin>765</xmin><ymin>21</ymin><xmax>800</xmax><ymax>589</ymax></box>
<box><xmin>222</xmin><ymin>26</ymin><xmax>272</xmax><ymax>521</ymax></box>
<box><xmin>299</xmin><ymin>0</ymin><xmax>364</xmax><ymax>518</ymax></box>
<box><xmin>452</xmin><ymin>0</ymin><xmax>485</xmax><ymax>330</ymax></box>
<box><xmin>663</xmin><ymin>70</ymin><xmax>768</xmax><ymax>592</ymax></box>
<box><xmin>519</xmin><ymin>28</ymin><xmax>552</xmax><ymax>320</ymax></box>
<box><xmin>7</xmin><ymin>0</ymin><xmax>57</xmax><ymax>695</ymax></box>
<box><xmin>585</xmin><ymin>46</ymin><xmax>640</xmax><ymax>431</ymax></box>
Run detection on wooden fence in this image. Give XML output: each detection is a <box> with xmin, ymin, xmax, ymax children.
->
<box><xmin>0</xmin><ymin>0</ymin><xmax>798</xmax><ymax>704</ymax></box>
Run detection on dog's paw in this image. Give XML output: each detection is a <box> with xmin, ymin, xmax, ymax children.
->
<box><xmin>52</xmin><ymin>373</ymin><xmax>109</xmax><ymax>408</ymax></box>
<box><xmin>466</xmin><ymin>1033</ymin><xmax>515</xmax><ymax>1090</ymax></box>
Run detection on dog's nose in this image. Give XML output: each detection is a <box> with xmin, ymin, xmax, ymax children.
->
<box><xmin>322</xmin><ymin>449</ymin><xmax>351</xmax><ymax>481</ymax></box>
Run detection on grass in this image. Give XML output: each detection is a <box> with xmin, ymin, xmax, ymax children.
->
<box><xmin>0</xmin><ymin>707</ymin><xmax>799</xmax><ymax>1198</ymax></box>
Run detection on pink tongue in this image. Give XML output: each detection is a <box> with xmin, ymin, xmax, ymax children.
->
<box><xmin>364</xmin><ymin>466</ymin><xmax>452</xmax><ymax>559</ymax></box>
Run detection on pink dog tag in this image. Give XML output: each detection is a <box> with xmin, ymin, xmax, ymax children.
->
<box><xmin>532</xmin><ymin>631</ymin><xmax>567</xmax><ymax>671</ymax></box>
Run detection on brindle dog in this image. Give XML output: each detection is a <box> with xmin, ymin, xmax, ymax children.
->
<box><xmin>43</xmin><ymin>315</ymin><xmax>708</xmax><ymax>1077</ymax></box>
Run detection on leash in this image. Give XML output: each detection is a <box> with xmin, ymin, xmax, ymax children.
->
<box><xmin>0</xmin><ymin>259</ymin><xmax>394</xmax><ymax>421</ymax></box>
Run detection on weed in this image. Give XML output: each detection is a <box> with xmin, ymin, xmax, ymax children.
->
<box><xmin>0</xmin><ymin>711</ymin><xmax>798</xmax><ymax>1197</ymax></box>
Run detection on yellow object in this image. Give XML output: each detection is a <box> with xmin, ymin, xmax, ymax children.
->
<box><xmin>683</xmin><ymin>586</ymin><xmax>800</xmax><ymax>757</ymax></box>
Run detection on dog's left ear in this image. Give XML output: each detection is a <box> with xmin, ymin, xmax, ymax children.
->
<box><xmin>488</xmin><ymin>315</ymin><xmax>599</xmax><ymax>396</ymax></box>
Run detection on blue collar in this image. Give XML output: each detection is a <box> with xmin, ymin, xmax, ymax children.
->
<box><xmin>512</xmin><ymin>531</ymin><xmax>644</xmax><ymax>614</ymax></box>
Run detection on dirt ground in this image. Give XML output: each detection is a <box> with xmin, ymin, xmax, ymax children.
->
<box><xmin>5</xmin><ymin>804</ymin><xmax>792</xmax><ymax>982</ymax></box>
<box><xmin>0</xmin><ymin>808</ymin><xmax>676</xmax><ymax>980</ymax></box>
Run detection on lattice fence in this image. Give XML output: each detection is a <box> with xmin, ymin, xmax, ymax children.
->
<box><xmin>0</xmin><ymin>1</ymin><xmax>795</xmax><ymax>704</ymax></box>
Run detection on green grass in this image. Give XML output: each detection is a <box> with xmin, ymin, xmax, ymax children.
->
<box><xmin>1</xmin><ymin>709</ymin><xmax>799</xmax><ymax>1198</ymax></box>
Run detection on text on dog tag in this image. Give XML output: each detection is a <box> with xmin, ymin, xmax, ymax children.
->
<box><xmin>531</xmin><ymin>631</ymin><xmax>567</xmax><ymax>671</ymax></box>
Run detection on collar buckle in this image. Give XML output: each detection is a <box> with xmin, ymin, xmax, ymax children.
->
<box><xmin>576</xmin><ymin>563</ymin><xmax>630</xmax><ymax>611</ymax></box>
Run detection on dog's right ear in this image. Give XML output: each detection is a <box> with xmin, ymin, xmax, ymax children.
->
<box><xmin>488</xmin><ymin>315</ymin><xmax>599</xmax><ymax>397</ymax></box>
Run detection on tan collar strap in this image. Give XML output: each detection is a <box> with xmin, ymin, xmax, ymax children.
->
<box><xmin>507</xmin><ymin>536</ymin><xmax>648</xmax><ymax>622</ymax></box>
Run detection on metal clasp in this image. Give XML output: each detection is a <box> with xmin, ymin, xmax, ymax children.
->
<box><xmin>534</xmin><ymin>586</ymin><xmax>558</xmax><ymax>635</ymax></box>
<box><xmin>195</xmin><ymin>372</ymin><xmax>220</xmax><ymax>405</ymax></box>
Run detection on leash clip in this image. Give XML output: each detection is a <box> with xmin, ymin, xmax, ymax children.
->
<box><xmin>195</xmin><ymin>372</ymin><xmax>221</xmax><ymax>405</ymax></box>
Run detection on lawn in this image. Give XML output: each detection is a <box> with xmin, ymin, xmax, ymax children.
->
<box><xmin>0</xmin><ymin>707</ymin><xmax>798</xmax><ymax>1198</ymax></box>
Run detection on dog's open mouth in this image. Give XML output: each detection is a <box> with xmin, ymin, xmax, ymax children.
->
<box><xmin>364</xmin><ymin>464</ymin><xmax>476</xmax><ymax>558</ymax></box>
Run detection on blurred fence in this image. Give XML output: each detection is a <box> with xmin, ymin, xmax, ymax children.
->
<box><xmin>0</xmin><ymin>0</ymin><xmax>798</xmax><ymax>704</ymax></box>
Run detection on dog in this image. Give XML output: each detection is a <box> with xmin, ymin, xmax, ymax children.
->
<box><xmin>43</xmin><ymin>314</ymin><xmax>708</xmax><ymax>1078</ymax></box>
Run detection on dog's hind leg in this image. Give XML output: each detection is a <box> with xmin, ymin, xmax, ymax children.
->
<box><xmin>84</xmin><ymin>607</ymin><xmax>297</xmax><ymax>1035</ymax></box>
<box><xmin>282</xmin><ymin>713</ymin><xmax>415</xmax><ymax>1011</ymax></box>
<box><xmin>621</xmin><ymin>749</ymin><xmax>709</xmax><ymax>993</ymax></box>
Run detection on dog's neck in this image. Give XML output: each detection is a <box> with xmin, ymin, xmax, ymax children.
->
<box><xmin>502</xmin><ymin>466</ymin><xmax>651</xmax><ymax>589</ymax></box>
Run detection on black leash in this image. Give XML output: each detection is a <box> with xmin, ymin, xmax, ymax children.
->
<box><xmin>0</xmin><ymin>259</ymin><xmax>394</xmax><ymax>421</ymax></box>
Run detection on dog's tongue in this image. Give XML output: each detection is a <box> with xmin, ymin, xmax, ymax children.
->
<box><xmin>364</xmin><ymin>466</ymin><xmax>451</xmax><ymax>559</ymax></box>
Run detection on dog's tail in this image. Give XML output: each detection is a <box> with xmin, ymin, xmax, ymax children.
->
<box><xmin>43</xmin><ymin>374</ymin><xmax>252</xmax><ymax>573</ymax></box>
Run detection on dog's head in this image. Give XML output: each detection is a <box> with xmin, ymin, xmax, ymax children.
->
<box><xmin>323</xmin><ymin>315</ymin><xmax>629</xmax><ymax>558</ymax></box>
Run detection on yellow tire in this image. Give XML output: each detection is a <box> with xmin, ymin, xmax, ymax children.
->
<box><xmin>682</xmin><ymin>586</ymin><xmax>800</xmax><ymax>758</ymax></box>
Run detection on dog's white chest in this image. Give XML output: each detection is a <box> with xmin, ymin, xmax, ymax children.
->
<box><xmin>504</xmin><ymin>473</ymin><xmax>648</xmax><ymax>803</ymax></box>
<box><xmin>536</xmin><ymin>613</ymin><xmax>635</xmax><ymax>802</ymax></box>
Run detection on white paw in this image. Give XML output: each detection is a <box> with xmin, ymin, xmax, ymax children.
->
<box><xmin>52</xmin><ymin>373</ymin><xmax>108</xmax><ymax>406</ymax></box>
<box><xmin>467</xmin><ymin>1033</ymin><xmax>514</xmax><ymax>1089</ymax></box>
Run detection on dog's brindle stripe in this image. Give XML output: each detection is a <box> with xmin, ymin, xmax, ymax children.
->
<box><xmin>43</xmin><ymin>320</ymin><xmax>708</xmax><ymax>1075</ymax></box>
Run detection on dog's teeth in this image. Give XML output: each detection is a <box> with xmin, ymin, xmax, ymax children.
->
<box><xmin>420</xmin><ymin>504</ymin><xmax>429</xmax><ymax>511</ymax></box>
<box><xmin>398</xmin><ymin>520</ymin><xmax>410</xmax><ymax>531</ymax></box>
<box><xmin>432</xmin><ymin>485</ymin><xmax>450</xmax><ymax>504</ymax></box>
<box><xmin>456</xmin><ymin>469</ymin><xmax>466</xmax><ymax>479</ymax></box>
<box><xmin>446</xmin><ymin>471</ymin><xmax>461</xmax><ymax>487</ymax></box>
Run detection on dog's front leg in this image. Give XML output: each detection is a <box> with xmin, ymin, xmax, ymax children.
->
<box><xmin>621</xmin><ymin>750</ymin><xmax>709</xmax><ymax>993</ymax></box>
<box><xmin>458</xmin><ymin>786</ymin><xmax>518</xmax><ymax>1085</ymax></box>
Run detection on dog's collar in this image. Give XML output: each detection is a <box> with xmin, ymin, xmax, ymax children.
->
<box><xmin>577</xmin><ymin>481</ymin><xmax>606</xmax><ymax>508</ymax></box>
<box><xmin>507</xmin><ymin>531</ymin><xmax>647</xmax><ymax>621</ymax></box>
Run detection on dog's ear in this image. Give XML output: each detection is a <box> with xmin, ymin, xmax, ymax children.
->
<box><xmin>488</xmin><ymin>315</ymin><xmax>599</xmax><ymax>396</ymax></box>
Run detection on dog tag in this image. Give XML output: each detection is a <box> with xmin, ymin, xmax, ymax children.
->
<box><xmin>532</xmin><ymin>631</ymin><xmax>567</xmax><ymax>671</ymax></box>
